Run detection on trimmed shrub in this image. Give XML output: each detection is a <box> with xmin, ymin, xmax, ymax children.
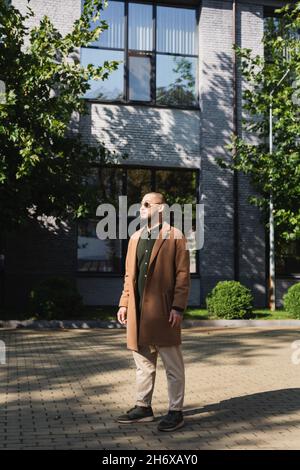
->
<box><xmin>206</xmin><ymin>280</ymin><xmax>253</xmax><ymax>319</ymax></box>
<box><xmin>283</xmin><ymin>283</ymin><xmax>300</xmax><ymax>319</ymax></box>
<box><xmin>29</xmin><ymin>277</ymin><xmax>83</xmax><ymax>320</ymax></box>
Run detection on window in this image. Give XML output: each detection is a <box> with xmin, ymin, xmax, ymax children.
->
<box><xmin>156</xmin><ymin>54</ymin><xmax>197</xmax><ymax>107</ymax></box>
<box><xmin>77</xmin><ymin>166</ymin><xmax>199</xmax><ymax>275</ymax></box>
<box><xmin>81</xmin><ymin>49</ymin><xmax>124</xmax><ymax>100</ymax></box>
<box><xmin>276</xmin><ymin>239</ymin><xmax>300</xmax><ymax>276</ymax></box>
<box><xmin>78</xmin><ymin>220</ymin><xmax>123</xmax><ymax>272</ymax></box>
<box><xmin>128</xmin><ymin>2</ymin><xmax>153</xmax><ymax>51</ymax></box>
<box><xmin>128</xmin><ymin>53</ymin><xmax>152</xmax><ymax>101</ymax></box>
<box><xmin>155</xmin><ymin>169</ymin><xmax>198</xmax><ymax>273</ymax></box>
<box><xmin>77</xmin><ymin>167</ymin><xmax>124</xmax><ymax>272</ymax></box>
<box><xmin>264</xmin><ymin>8</ymin><xmax>300</xmax><ymax>62</ymax></box>
<box><xmin>81</xmin><ymin>0</ymin><xmax>198</xmax><ymax>108</ymax></box>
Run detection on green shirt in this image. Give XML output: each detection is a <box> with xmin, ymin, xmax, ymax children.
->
<box><xmin>135</xmin><ymin>222</ymin><xmax>162</xmax><ymax>315</ymax></box>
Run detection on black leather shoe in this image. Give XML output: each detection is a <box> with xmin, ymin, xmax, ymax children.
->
<box><xmin>117</xmin><ymin>405</ymin><xmax>154</xmax><ymax>424</ymax></box>
<box><xmin>157</xmin><ymin>410</ymin><xmax>184</xmax><ymax>431</ymax></box>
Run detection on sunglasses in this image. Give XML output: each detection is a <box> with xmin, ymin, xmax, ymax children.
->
<box><xmin>140</xmin><ymin>201</ymin><xmax>161</xmax><ymax>208</ymax></box>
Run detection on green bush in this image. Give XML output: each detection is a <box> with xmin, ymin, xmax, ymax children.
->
<box><xmin>283</xmin><ymin>283</ymin><xmax>300</xmax><ymax>319</ymax></box>
<box><xmin>29</xmin><ymin>277</ymin><xmax>83</xmax><ymax>320</ymax></box>
<box><xmin>206</xmin><ymin>280</ymin><xmax>253</xmax><ymax>319</ymax></box>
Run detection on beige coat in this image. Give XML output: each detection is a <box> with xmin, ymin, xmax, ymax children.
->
<box><xmin>118</xmin><ymin>221</ymin><xmax>190</xmax><ymax>351</ymax></box>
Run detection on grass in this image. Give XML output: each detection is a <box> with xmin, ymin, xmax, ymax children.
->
<box><xmin>184</xmin><ymin>308</ymin><xmax>295</xmax><ymax>320</ymax></box>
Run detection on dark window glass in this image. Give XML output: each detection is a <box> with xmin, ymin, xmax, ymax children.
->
<box><xmin>127</xmin><ymin>168</ymin><xmax>152</xmax><ymax>209</ymax></box>
<box><xmin>156</xmin><ymin>169</ymin><xmax>198</xmax><ymax>273</ymax></box>
<box><xmin>155</xmin><ymin>169</ymin><xmax>197</xmax><ymax>206</ymax></box>
<box><xmin>129</xmin><ymin>2</ymin><xmax>153</xmax><ymax>51</ymax></box>
<box><xmin>128</xmin><ymin>54</ymin><xmax>152</xmax><ymax>101</ymax></box>
<box><xmin>276</xmin><ymin>239</ymin><xmax>300</xmax><ymax>275</ymax></box>
<box><xmin>77</xmin><ymin>219</ymin><xmax>122</xmax><ymax>273</ymax></box>
<box><xmin>81</xmin><ymin>48</ymin><xmax>124</xmax><ymax>100</ymax></box>
<box><xmin>156</xmin><ymin>54</ymin><xmax>197</xmax><ymax>106</ymax></box>
<box><xmin>77</xmin><ymin>166</ymin><xmax>198</xmax><ymax>274</ymax></box>
<box><xmin>77</xmin><ymin>166</ymin><xmax>124</xmax><ymax>273</ymax></box>
<box><xmin>98</xmin><ymin>166</ymin><xmax>124</xmax><ymax>205</ymax></box>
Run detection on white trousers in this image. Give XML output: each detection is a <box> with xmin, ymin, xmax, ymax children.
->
<box><xmin>132</xmin><ymin>344</ymin><xmax>185</xmax><ymax>411</ymax></box>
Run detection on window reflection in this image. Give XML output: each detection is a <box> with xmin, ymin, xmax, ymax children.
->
<box><xmin>156</xmin><ymin>169</ymin><xmax>197</xmax><ymax>206</ymax></box>
<box><xmin>77</xmin><ymin>220</ymin><xmax>122</xmax><ymax>273</ymax></box>
<box><xmin>127</xmin><ymin>168</ymin><xmax>152</xmax><ymax>209</ymax></box>
<box><xmin>82</xmin><ymin>1</ymin><xmax>198</xmax><ymax>107</ymax></box>
<box><xmin>128</xmin><ymin>55</ymin><xmax>151</xmax><ymax>101</ymax></box>
<box><xmin>90</xmin><ymin>0</ymin><xmax>125</xmax><ymax>49</ymax></box>
<box><xmin>156</xmin><ymin>169</ymin><xmax>198</xmax><ymax>273</ymax></box>
<box><xmin>276</xmin><ymin>239</ymin><xmax>300</xmax><ymax>275</ymax></box>
<box><xmin>156</xmin><ymin>55</ymin><xmax>197</xmax><ymax>107</ymax></box>
<box><xmin>81</xmin><ymin>49</ymin><xmax>124</xmax><ymax>100</ymax></box>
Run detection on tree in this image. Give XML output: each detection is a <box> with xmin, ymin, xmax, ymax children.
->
<box><xmin>0</xmin><ymin>0</ymin><xmax>125</xmax><ymax>231</ymax></box>
<box><xmin>216</xmin><ymin>1</ymin><xmax>300</xmax><ymax>248</ymax></box>
<box><xmin>156</xmin><ymin>56</ymin><xmax>197</xmax><ymax>107</ymax></box>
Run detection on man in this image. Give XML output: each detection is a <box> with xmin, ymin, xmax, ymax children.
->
<box><xmin>116</xmin><ymin>192</ymin><xmax>190</xmax><ymax>432</ymax></box>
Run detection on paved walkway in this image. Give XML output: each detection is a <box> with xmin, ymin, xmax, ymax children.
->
<box><xmin>1</xmin><ymin>327</ymin><xmax>300</xmax><ymax>450</ymax></box>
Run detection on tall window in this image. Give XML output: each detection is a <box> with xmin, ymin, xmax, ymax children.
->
<box><xmin>77</xmin><ymin>166</ymin><xmax>199</xmax><ymax>275</ymax></box>
<box><xmin>81</xmin><ymin>1</ymin><xmax>125</xmax><ymax>100</ymax></box>
<box><xmin>81</xmin><ymin>1</ymin><xmax>198</xmax><ymax>108</ymax></box>
<box><xmin>276</xmin><ymin>239</ymin><xmax>300</xmax><ymax>276</ymax></box>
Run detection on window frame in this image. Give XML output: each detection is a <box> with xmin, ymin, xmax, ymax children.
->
<box><xmin>275</xmin><ymin>238</ymin><xmax>300</xmax><ymax>278</ymax></box>
<box><xmin>76</xmin><ymin>164</ymin><xmax>201</xmax><ymax>278</ymax></box>
<box><xmin>81</xmin><ymin>0</ymin><xmax>200</xmax><ymax>110</ymax></box>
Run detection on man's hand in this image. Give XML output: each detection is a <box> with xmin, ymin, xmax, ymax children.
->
<box><xmin>117</xmin><ymin>307</ymin><xmax>127</xmax><ymax>325</ymax></box>
<box><xmin>169</xmin><ymin>309</ymin><xmax>183</xmax><ymax>328</ymax></box>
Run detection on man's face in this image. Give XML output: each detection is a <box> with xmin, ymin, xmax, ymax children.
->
<box><xmin>139</xmin><ymin>194</ymin><xmax>163</xmax><ymax>223</ymax></box>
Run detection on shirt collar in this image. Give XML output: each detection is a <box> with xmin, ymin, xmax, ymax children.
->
<box><xmin>143</xmin><ymin>221</ymin><xmax>163</xmax><ymax>238</ymax></box>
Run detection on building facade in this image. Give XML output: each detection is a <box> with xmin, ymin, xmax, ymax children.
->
<box><xmin>4</xmin><ymin>0</ymin><xmax>299</xmax><ymax>312</ymax></box>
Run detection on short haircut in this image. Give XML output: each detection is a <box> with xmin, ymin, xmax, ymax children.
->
<box><xmin>144</xmin><ymin>192</ymin><xmax>166</xmax><ymax>204</ymax></box>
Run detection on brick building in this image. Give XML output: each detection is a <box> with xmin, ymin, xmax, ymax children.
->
<box><xmin>3</xmin><ymin>0</ymin><xmax>299</xmax><ymax>312</ymax></box>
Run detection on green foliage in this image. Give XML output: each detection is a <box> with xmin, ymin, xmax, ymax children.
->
<box><xmin>206</xmin><ymin>280</ymin><xmax>254</xmax><ymax>319</ymax></box>
<box><xmin>156</xmin><ymin>56</ymin><xmax>196</xmax><ymax>106</ymax></box>
<box><xmin>29</xmin><ymin>277</ymin><xmax>83</xmax><ymax>320</ymax></box>
<box><xmin>0</xmin><ymin>0</ymin><xmax>125</xmax><ymax>231</ymax></box>
<box><xmin>283</xmin><ymin>282</ymin><xmax>300</xmax><ymax>318</ymax></box>
<box><xmin>216</xmin><ymin>2</ymin><xmax>300</xmax><ymax>246</ymax></box>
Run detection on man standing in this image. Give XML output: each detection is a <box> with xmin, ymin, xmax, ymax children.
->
<box><xmin>116</xmin><ymin>192</ymin><xmax>190</xmax><ymax>432</ymax></box>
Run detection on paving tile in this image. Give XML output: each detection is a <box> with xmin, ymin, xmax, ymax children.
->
<box><xmin>1</xmin><ymin>327</ymin><xmax>300</xmax><ymax>449</ymax></box>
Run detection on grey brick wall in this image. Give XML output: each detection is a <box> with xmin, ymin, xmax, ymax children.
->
<box><xmin>198</xmin><ymin>0</ymin><xmax>237</xmax><ymax>303</ymax></box>
<box><xmin>12</xmin><ymin>0</ymin><xmax>80</xmax><ymax>36</ymax></box>
<box><xmin>80</xmin><ymin>104</ymin><xmax>201</xmax><ymax>169</ymax></box>
<box><xmin>197</xmin><ymin>0</ymin><xmax>267</xmax><ymax>307</ymax></box>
